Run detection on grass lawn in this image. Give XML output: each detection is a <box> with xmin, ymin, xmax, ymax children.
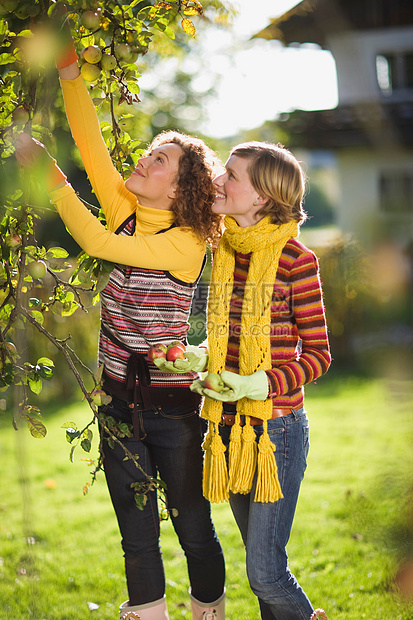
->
<box><xmin>1</xmin><ymin>373</ymin><xmax>413</xmax><ymax>619</ymax></box>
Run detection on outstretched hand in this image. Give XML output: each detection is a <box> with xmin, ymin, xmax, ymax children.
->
<box><xmin>152</xmin><ymin>346</ymin><xmax>208</xmax><ymax>374</ymax></box>
<box><xmin>15</xmin><ymin>133</ymin><xmax>67</xmax><ymax>191</ymax></box>
<box><xmin>190</xmin><ymin>369</ymin><xmax>269</xmax><ymax>402</ymax></box>
<box><xmin>15</xmin><ymin>133</ymin><xmax>51</xmax><ymax>168</ymax></box>
<box><xmin>54</xmin><ymin>7</ymin><xmax>80</xmax><ymax>74</ymax></box>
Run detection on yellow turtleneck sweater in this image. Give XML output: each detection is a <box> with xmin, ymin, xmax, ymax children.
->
<box><xmin>49</xmin><ymin>75</ymin><xmax>205</xmax><ymax>283</ymax></box>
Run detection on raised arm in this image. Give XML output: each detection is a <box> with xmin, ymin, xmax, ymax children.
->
<box><xmin>15</xmin><ymin>134</ymin><xmax>205</xmax><ymax>283</ymax></box>
<box><xmin>50</xmin><ymin>183</ymin><xmax>205</xmax><ymax>282</ymax></box>
<box><xmin>56</xmin><ymin>34</ymin><xmax>136</xmax><ymax>231</ymax></box>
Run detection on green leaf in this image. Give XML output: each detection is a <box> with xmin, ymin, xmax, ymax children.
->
<box><xmin>0</xmin><ymin>53</ymin><xmax>16</xmax><ymax>66</ymax></box>
<box><xmin>36</xmin><ymin>364</ymin><xmax>54</xmax><ymax>380</ymax></box>
<box><xmin>127</xmin><ymin>82</ymin><xmax>140</xmax><ymax>94</ymax></box>
<box><xmin>80</xmin><ymin>35</ymin><xmax>95</xmax><ymax>48</ymax></box>
<box><xmin>61</xmin><ymin>300</ymin><xmax>79</xmax><ymax>317</ymax></box>
<box><xmin>66</xmin><ymin>428</ymin><xmax>81</xmax><ymax>443</ymax></box>
<box><xmin>82</xmin><ymin>428</ymin><xmax>93</xmax><ymax>442</ymax></box>
<box><xmin>62</xmin><ymin>422</ymin><xmax>78</xmax><ymax>430</ymax></box>
<box><xmin>94</xmin><ymin>364</ymin><xmax>104</xmax><ymax>384</ymax></box>
<box><xmin>27</xmin><ymin>417</ymin><xmax>47</xmax><ymax>439</ymax></box>
<box><xmin>17</xmin><ymin>29</ymin><xmax>34</xmax><ymax>38</ymax></box>
<box><xmin>94</xmin><ymin>270</ymin><xmax>112</xmax><ymax>294</ymax></box>
<box><xmin>102</xmin><ymin>260</ymin><xmax>115</xmax><ymax>273</ymax></box>
<box><xmin>134</xmin><ymin>493</ymin><xmax>148</xmax><ymax>511</ymax></box>
<box><xmin>30</xmin><ymin>310</ymin><xmax>44</xmax><ymax>325</ymax></box>
<box><xmin>80</xmin><ymin>438</ymin><xmax>92</xmax><ymax>452</ymax></box>
<box><xmin>37</xmin><ymin>357</ymin><xmax>54</xmax><ymax>367</ymax></box>
<box><xmin>45</xmin><ymin>247</ymin><xmax>69</xmax><ymax>259</ymax></box>
<box><xmin>28</xmin><ymin>376</ymin><xmax>42</xmax><ymax>394</ymax></box>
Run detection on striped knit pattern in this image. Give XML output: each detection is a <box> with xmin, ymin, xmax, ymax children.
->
<box><xmin>99</xmin><ymin>215</ymin><xmax>198</xmax><ymax>388</ymax></box>
<box><xmin>226</xmin><ymin>238</ymin><xmax>331</xmax><ymax>408</ymax></box>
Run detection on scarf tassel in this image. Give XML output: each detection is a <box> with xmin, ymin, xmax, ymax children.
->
<box><xmin>233</xmin><ymin>422</ymin><xmax>257</xmax><ymax>495</ymax></box>
<box><xmin>202</xmin><ymin>424</ymin><xmax>228</xmax><ymax>503</ymax></box>
<box><xmin>201</xmin><ymin>428</ymin><xmax>212</xmax><ymax>499</ymax></box>
<box><xmin>227</xmin><ymin>421</ymin><xmax>242</xmax><ymax>492</ymax></box>
<box><xmin>254</xmin><ymin>431</ymin><xmax>284</xmax><ymax>503</ymax></box>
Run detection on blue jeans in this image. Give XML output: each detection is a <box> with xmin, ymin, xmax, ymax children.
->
<box><xmin>100</xmin><ymin>396</ymin><xmax>225</xmax><ymax>606</ymax></box>
<box><xmin>220</xmin><ymin>407</ymin><xmax>313</xmax><ymax>620</ymax></box>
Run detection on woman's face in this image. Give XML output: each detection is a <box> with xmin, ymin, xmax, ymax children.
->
<box><xmin>125</xmin><ymin>143</ymin><xmax>183</xmax><ymax>210</ymax></box>
<box><xmin>212</xmin><ymin>155</ymin><xmax>265</xmax><ymax>227</ymax></box>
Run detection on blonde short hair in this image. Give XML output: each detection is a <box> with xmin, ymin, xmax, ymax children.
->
<box><xmin>230</xmin><ymin>141</ymin><xmax>307</xmax><ymax>225</ymax></box>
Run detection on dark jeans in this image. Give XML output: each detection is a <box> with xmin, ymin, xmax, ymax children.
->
<box><xmin>220</xmin><ymin>407</ymin><xmax>313</xmax><ymax>620</ymax></box>
<box><xmin>100</xmin><ymin>395</ymin><xmax>225</xmax><ymax>606</ymax></box>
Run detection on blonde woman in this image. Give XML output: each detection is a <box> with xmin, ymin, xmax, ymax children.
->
<box><xmin>191</xmin><ymin>142</ymin><xmax>331</xmax><ymax>620</ymax></box>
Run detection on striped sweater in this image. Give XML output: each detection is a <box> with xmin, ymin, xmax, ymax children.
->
<box><xmin>226</xmin><ymin>238</ymin><xmax>331</xmax><ymax>409</ymax></box>
<box><xmin>99</xmin><ymin>214</ymin><xmax>202</xmax><ymax>391</ymax></box>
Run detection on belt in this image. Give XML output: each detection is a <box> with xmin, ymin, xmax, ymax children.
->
<box><xmin>221</xmin><ymin>408</ymin><xmax>291</xmax><ymax>426</ymax></box>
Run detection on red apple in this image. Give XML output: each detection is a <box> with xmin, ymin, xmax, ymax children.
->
<box><xmin>203</xmin><ymin>373</ymin><xmax>225</xmax><ymax>392</ymax></box>
<box><xmin>5</xmin><ymin>232</ymin><xmax>22</xmax><ymax>248</ymax></box>
<box><xmin>167</xmin><ymin>340</ymin><xmax>186</xmax><ymax>351</ymax></box>
<box><xmin>166</xmin><ymin>346</ymin><xmax>186</xmax><ymax>362</ymax></box>
<box><xmin>148</xmin><ymin>344</ymin><xmax>167</xmax><ymax>363</ymax></box>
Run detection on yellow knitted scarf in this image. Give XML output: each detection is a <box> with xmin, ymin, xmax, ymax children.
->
<box><xmin>202</xmin><ymin>215</ymin><xmax>299</xmax><ymax>503</ymax></box>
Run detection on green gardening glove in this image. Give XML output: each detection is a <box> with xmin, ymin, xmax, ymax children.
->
<box><xmin>153</xmin><ymin>345</ymin><xmax>208</xmax><ymax>374</ymax></box>
<box><xmin>190</xmin><ymin>369</ymin><xmax>269</xmax><ymax>402</ymax></box>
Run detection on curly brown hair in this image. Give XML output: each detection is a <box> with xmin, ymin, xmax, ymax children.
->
<box><xmin>149</xmin><ymin>130</ymin><xmax>224</xmax><ymax>247</ymax></box>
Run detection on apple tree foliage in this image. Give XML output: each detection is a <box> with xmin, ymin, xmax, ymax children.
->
<box><xmin>0</xmin><ymin>0</ymin><xmax>226</xmax><ymax>510</ymax></box>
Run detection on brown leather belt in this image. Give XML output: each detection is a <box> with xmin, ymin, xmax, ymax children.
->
<box><xmin>221</xmin><ymin>408</ymin><xmax>291</xmax><ymax>426</ymax></box>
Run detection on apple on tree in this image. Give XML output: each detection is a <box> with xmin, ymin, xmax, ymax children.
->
<box><xmin>90</xmin><ymin>387</ymin><xmax>112</xmax><ymax>407</ymax></box>
<box><xmin>114</xmin><ymin>42</ymin><xmax>139</xmax><ymax>63</ymax></box>
<box><xmin>101</xmin><ymin>53</ymin><xmax>117</xmax><ymax>71</ymax></box>
<box><xmin>5</xmin><ymin>232</ymin><xmax>22</xmax><ymax>248</ymax></box>
<box><xmin>80</xmin><ymin>45</ymin><xmax>102</xmax><ymax>64</ymax></box>
<box><xmin>80</xmin><ymin>10</ymin><xmax>102</xmax><ymax>31</ymax></box>
<box><xmin>28</xmin><ymin>260</ymin><xmax>47</xmax><ymax>280</ymax></box>
<box><xmin>81</xmin><ymin>62</ymin><xmax>101</xmax><ymax>82</ymax></box>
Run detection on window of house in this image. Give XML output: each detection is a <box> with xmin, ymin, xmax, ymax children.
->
<box><xmin>376</xmin><ymin>52</ymin><xmax>413</xmax><ymax>95</ymax></box>
<box><xmin>379</xmin><ymin>171</ymin><xmax>413</xmax><ymax>213</ymax></box>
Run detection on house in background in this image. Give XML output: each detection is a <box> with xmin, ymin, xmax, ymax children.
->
<box><xmin>255</xmin><ymin>0</ymin><xmax>413</xmax><ymax>247</ymax></box>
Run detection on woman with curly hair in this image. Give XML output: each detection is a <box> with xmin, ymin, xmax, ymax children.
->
<box><xmin>15</xmin><ymin>52</ymin><xmax>225</xmax><ymax>620</ymax></box>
